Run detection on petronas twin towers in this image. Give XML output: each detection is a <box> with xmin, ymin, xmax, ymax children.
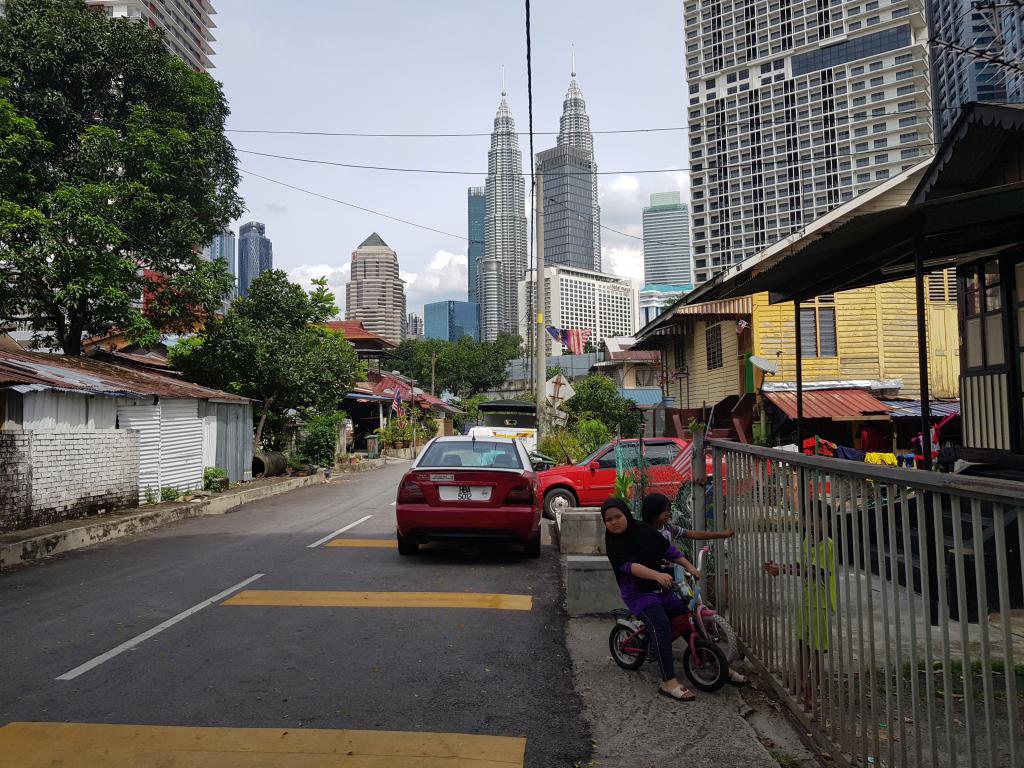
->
<box><xmin>474</xmin><ymin>67</ymin><xmax>601</xmax><ymax>342</ymax></box>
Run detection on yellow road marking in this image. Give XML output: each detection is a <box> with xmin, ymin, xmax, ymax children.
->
<box><xmin>222</xmin><ymin>590</ymin><xmax>533</xmax><ymax>611</ymax></box>
<box><xmin>0</xmin><ymin>722</ymin><xmax>526</xmax><ymax>767</ymax></box>
<box><xmin>325</xmin><ymin>539</ymin><xmax>397</xmax><ymax>548</ymax></box>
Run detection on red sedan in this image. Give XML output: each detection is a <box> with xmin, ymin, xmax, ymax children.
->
<box><xmin>537</xmin><ymin>437</ymin><xmax>714</xmax><ymax>518</ymax></box>
<box><xmin>395</xmin><ymin>436</ymin><xmax>542</xmax><ymax>557</ymax></box>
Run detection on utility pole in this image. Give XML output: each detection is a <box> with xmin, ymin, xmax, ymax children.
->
<box><xmin>430</xmin><ymin>351</ymin><xmax>436</xmax><ymax>396</ymax></box>
<box><xmin>534</xmin><ymin>169</ymin><xmax>546</xmax><ymax>439</ymax></box>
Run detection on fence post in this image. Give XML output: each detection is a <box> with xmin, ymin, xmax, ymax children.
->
<box><xmin>692</xmin><ymin>426</ymin><xmax>706</xmax><ymax>533</ymax></box>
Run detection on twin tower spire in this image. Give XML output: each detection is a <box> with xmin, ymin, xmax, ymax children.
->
<box><xmin>475</xmin><ymin>55</ymin><xmax>601</xmax><ymax>343</ymax></box>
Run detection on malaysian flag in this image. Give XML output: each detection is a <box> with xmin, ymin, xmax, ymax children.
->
<box><xmin>672</xmin><ymin>442</ymin><xmax>694</xmax><ymax>482</ymax></box>
<box><xmin>566</xmin><ymin>328</ymin><xmax>592</xmax><ymax>356</ymax></box>
<box><xmin>391</xmin><ymin>388</ymin><xmax>402</xmax><ymax>416</ymax></box>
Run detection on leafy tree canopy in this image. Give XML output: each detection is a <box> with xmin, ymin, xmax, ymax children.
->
<box><xmin>0</xmin><ymin>0</ymin><xmax>243</xmax><ymax>353</ymax></box>
<box><xmin>562</xmin><ymin>374</ymin><xmax>644</xmax><ymax>438</ymax></box>
<box><xmin>392</xmin><ymin>332</ymin><xmax>522</xmax><ymax>398</ymax></box>
<box><xmin>168</xmin><ymin>271</ymin><xmax>364</xmax><ymax>448</ymax></box>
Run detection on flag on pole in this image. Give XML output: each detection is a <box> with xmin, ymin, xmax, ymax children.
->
<box><xmin>566</xmin><ymin>328</ymin><xmax>592</xmax><ymax>355</ymax></box>
<box><xmin>546</xmin><ymin>325</ymin><xmax>563</xmax><ymax>344</ymax></box>
<box><xmin>391</xmin><ymin>388</ymin><xmax>402</xmax><ymax>416</ymax></box>
<box><xmin>671</xmin><ymin>442</ymin><xmax>694</xmax><ymax>482</ymax></box>
<box><xmin>736</xmin><ymin>319</ymin><xmax>750</xmax><ymax>334</ymax></box>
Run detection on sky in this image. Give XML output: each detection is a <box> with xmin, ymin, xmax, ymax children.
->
<box><xmin>214</xmin><ymin>1</ymin><xmax>690</xmax><ymax>317</ymax></box>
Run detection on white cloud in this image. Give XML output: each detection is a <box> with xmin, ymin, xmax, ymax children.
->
<box><xmin>605</xmin><ymin>246</ymin><xmax>645</xmax><ymax>281</ymax></box>
<box><xmin>401</xmin><ymin>250</ymin><xmax>469</xmax><ymax>314</ymax></box>
<box><xmin>288</xmin><ymin>262</ymin><xmax>351</xmax><ymax>317</ymax></box>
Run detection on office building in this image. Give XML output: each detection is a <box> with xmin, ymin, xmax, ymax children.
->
<box><xmin>537</xmin><ymin>143</ymin><xmax>598</xmax><ymax>272</ymax></box>
<box><xmin>556</xmin><ymin>65</ymin><xmax>601</xmax><ymax>271</ymax></box>
<box><xmin>684</xmin><ymin>0</ymin><xmax>933</xmax><ymax>284</ymax></box>
<box><xmin>424</xmin><ymin>301</ymin><xmax>480</xmax><ymax>342</ymax></box>
<box><xmin>204</xmin><ymin>226</ymin><xmax>236</xmax><ymax>312</ymax></box>
<box><xmin>639</xmin><ymin>284</ymin><xmax>694</xmax><ymax>327</ymax></box>
<box><xmin>345</xmin><ymin>233</ymin><xmax>406</xmax><ymax>346</ymax></box>
<box><xmin>929</xmin><ymin>0</ymin><xmax>1024</xmax><ymax>141</ymax></box>
<box><xmin>85</xmin><ymin>1</ymin><xmax>216</xmax><ymax>72</ymax></box>
<box><xmin>467</xmin><ymin>187</ymin><xmax>486</xmax><ymax>305</ymax></box>
<box><xmin>642</xmin><ymin>192</ymin><xmax>693</xmax><ymax>286</ymax></box>
<box><xmin>518</xmin><ymin>265</ymin><xmax>640</xmax><ymax>356</ymax></box>
<box><xmin>237</xmin><ymin>221</ymin><xmax>272</xmax><ymax>298</ymax></box>
<box><xmin>407</xmin><ymin>312</ymin><xmax>423</xmax><ymax>338</ymax></box>
<box><xmin>482</xmin><ymin>89</ymin><xmax>528</xmax><ymax>342</ymax></box>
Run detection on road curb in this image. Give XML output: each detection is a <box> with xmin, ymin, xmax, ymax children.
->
<box><xmin>0</xmin><ymin>472</ymin><xmax>327</xmax><ymax>571</ymax></box>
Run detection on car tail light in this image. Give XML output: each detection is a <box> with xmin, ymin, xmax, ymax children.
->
<box><xmin>504</xmin><ymin>481</ymin><xmax>534</xmax><ymax>505</ymax></box>
<box><xmin>398</xmin><ymin>478</ymin><xmax>425</xmax><ymax>503</ymax></box>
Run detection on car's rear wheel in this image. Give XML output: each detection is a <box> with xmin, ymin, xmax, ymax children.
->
<box><xmin>524</xmin><ymin>530</ymin><xmax>541</xmax><ymax>558</ymax></box>
<box><xmin>397</xmin><ymin>535</ymin><xmax>419</xmax><ymax>555</ymax></box>
<box><xmin>543</xmin><ymin>488</ymin><xmax>577</xmax><ymax>520</ymax></box>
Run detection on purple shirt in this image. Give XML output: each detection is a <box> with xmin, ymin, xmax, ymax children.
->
<box><xmin>615</xmin><ymin>544</ymin><xmax>688</xmax><ymax>615</ymax></box>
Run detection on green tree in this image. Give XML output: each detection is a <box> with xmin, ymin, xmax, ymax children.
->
<box><xmin>563</xmin><ymin>375</ymin><xmax>644</xmax><ymax>438</ymax></box>
<box><xmin>0</xmin><ymin>0</ymin><xmax>242</xmax><ymax>353</ymax></box>
<box><xmin>168</xmin><ymin>271</ymin><xmax>364</xmax><ymax>448</ymax></box>
<box><xmin>392</xmin><ymin>332</ymin><xmax>522</xmax><ymax>397</ymax></box>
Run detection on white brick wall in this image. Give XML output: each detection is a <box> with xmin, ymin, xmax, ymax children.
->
<box><xmin>0</xmin><ymin>430</ymin><xmax>140</xmax><ymax>532</ymax></box>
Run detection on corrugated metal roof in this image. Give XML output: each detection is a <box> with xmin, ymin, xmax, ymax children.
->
<box><xmin>619</xmin><ymin>387</ymin><xmax>665</xmax><ymax>408</ymax></box>
<box><xmin>881</xmin><ymin>400</ymin><xmax>961</xmax><ymax>419</ymax></box>
<box><xmin>0</xmin><ymin>348</ymin><xmax>250</xmax><ymax>403</ymax></box>
<box><xmin>635</xmin><ymin>296</ymin><xmax>753</xmax><ymax>343</ymax></box>
<box><xmin>323</xmin><ymin>320</ymin><xmax>397</xmax><ymax>348</ymax></box>
<box><xmin>765</xmin><ymin>388</ymin><xmax>890</xmax><ymax>420</ymax></box>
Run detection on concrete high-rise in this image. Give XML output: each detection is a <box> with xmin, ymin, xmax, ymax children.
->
<box><xmin>467</xmin><ymin>187</ymin><xmax>486</xmax><ymax>305</ymax></box>
<box><xmin>556</xmin><ymin>64</ymin><xmax>601</xmax><ymax>271</ymax></box>
<box><xmin>237</xmin><ymin>222</ymin><xmax>272</xmax><ymax>298</ymax></box>
<box><xmin>684</xmin><ymin>0</ymin><xmax>933</xmax><ymax>284</ymax></box>
<box><xmin>85</xmin><ymin>1</ymin><xmax>216</xmax><ymax>72</ymax></box>
<box><xmin>482</xmin><ymin>90</ymin><xmax>528</xmax><ymax>342</ymax></box>
<box><xmin>345</xmin><ymin>233</ymin><xmax>407</xmax><ymax>346</ymax></box>
<box><xmin>642</xmin><ymin>192</ymin><xmax>693</xmax><ymax>286</ymax></box>
<box><xmin>929</xmin><ymin>1</ymin><xmax>1024</xmax><ymax>142</ymax></box>
<box><xmin>424</xmin><ymin>301</ymin><xmax>480</xmax><ymax>342</ymax></box>
<box><xmin>407</xmin><ymin>312</ymin><xmax>423</xmax><ymax>338</ymax></box>
<box><xmin>537</xmin><ymin>143</ymin><xmax>597</xmax><ymax>272</ymax></box>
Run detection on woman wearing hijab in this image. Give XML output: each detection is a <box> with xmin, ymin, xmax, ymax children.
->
<box><xmin>602</xmin><ymin>497</ymin><xmax>701</xmax><ymax>701</ymax></box>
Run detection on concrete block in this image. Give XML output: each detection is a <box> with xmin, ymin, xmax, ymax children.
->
<box><xmin>555</xmin><ymin>507</ymin><xmax>605</xmax><ymax>555</ymax></box>
<box><xmin>563</xmin><ymin>555</ymin><xmax>623</xmax><ymax>617</ymax></box>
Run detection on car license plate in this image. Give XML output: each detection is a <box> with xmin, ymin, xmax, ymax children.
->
<box><xmin>438</xmin><ymin>485</ymin><xmax>492</xmax><ymax>502</ymax></box>
<box><xmin>429</xmin><ymin>474</ymin><xmax>455</xmax><ymax>482</ymax></box>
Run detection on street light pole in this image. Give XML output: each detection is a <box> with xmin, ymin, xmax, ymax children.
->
<box><xmin>534</xmin><ymin>169</ymin><xmax>546</xmax><ymax>440</ymax></box>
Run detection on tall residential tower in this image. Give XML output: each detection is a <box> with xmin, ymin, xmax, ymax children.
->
<box><xmin>684</xmin><ymin>0</ymin><xmax>932</xmax><ymax>284</ymax></box>
<box><xmin>345</xmin><ymin>233</ymin><xmax>407</xmax><ymax>346</ymax></box>
<box><xmin>482</xmin><ymin>90</ymin><xmax>528</xmax><ymax>342</ymax></box>
<box><xmin>929</xmin><ymin>0</ymin><xmax>1024</xmax><ymax>141</ymax></box>
<box><xmin>84</xmin><ymin>1</ymin><xmax>216</xmax><ymax>72</ymax></box>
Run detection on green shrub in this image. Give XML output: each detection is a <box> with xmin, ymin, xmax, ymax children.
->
<box><xmin>538</xmin><ymin>429</ymin><xmax>584</xmax><ymax>464</ymax></box>
<box><xmin>203</xmin><ymin>466</ymin><xmax>228</xmax><ymax>491</ymax></box>
<box><xmin>144</xmin><ymin>486</ymin><xmax>157</xmax><ymax>505</ymax></box>
<box><xmin>302</xmin><ymin>411</ymin><xmax>348</xmax><ymax>466</ymax></box>
<box><xmin>573</xmin><ymin>417</ymin><xmax>611</xmax><ymax>456</ymax></box>
<box><xmin>160</xmin><ymin>486</ymin><xmax>181</xmax><ymax>502</ymax></box>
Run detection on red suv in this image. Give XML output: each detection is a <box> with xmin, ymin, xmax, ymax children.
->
<box><xmin>537</xmin><ymin>438</ymin><xmax>710</xmax><ymax>518</ymax></box>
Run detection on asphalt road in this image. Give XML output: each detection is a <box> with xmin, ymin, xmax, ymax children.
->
<box><xmin>0</xmin><ymin>462</ymin><xmax>591</xmax><ymax>767</ymax></box>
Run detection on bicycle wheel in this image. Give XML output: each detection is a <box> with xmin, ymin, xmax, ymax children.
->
<box><xmin>682</xmin><ymin>638</ymin><xmax>729</xmax><ymax>692</ymax></box>
<box><xmin>608</xmin><ymin>624</ymin><xmax>646</xmax><ymax>670</ymax></box>
<box><xmin>704</xmin><ymin>614</ymin><xmax>740</xmax><ymax>662</ymax></box>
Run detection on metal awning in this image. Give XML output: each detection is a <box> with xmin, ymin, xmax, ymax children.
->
<box><xmin>765</xmin><ymin>389</ymin><xmax>891</xmax><ymax>421</ymax></box>
<box><xmin>880</xmin><ymin>400</ymin><xmax>961</xmax><ymax>419</ymax></box>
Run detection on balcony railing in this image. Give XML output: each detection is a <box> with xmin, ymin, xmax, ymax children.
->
<box><xmin>706</xmin><ymin>439</ymin><xmax>1023</xmax><ymax>768</ymax></box>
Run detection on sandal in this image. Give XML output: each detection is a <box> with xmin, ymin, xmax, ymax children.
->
<box><xmin>658</xmin><ymin>686</ymin><xmax>696</xmax><ymax>702</ymax></box>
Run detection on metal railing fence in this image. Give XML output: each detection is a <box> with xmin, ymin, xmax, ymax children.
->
<box><xmin>707</xmin><ymin>439</ymin><xmax>1024</xmax><ymax>768</ymax></box>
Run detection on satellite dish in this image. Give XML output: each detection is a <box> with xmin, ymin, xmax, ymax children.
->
<box><xmin>749</xmin><ymin>355</ymin><xmax>779</xmax><ymax>375</ymax></box>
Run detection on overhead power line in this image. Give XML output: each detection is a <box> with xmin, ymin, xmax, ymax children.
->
<box><xmin>237</xmin><ymin>140</ymin><xmax>941</xmax><ymax>177</ymax></box>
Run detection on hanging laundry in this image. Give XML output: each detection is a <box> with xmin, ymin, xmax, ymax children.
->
<box><xmin>864</xmin><ymin>452</ymin><xmax>898</xmax><ymax>467</ymax></box>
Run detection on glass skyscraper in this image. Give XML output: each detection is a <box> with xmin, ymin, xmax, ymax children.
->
<box><xmin>424</xmin><ymin>301</ymin><xmax>480</xmax><ymax>342</ymax></box>
<box><xmin>467</xmin><ymin>187</ymin><xmax>486</xmax><ymax>304</ymax></box>
<box><xmin>537</xmin><ymin>143</ymin><xmax>598</xmax><ymax>272</ymax></box>
<box><xmin>205</xmin><ymin>226</ymin><xmax>236</xmax><ymax>312</ymax></box>
<box><xmin>642</xmin><ymin>192</ymin><xmax>693</xmax><ymax>286</ymax></box>
<box><xmin>555</xmin><ymin>67</ymin><xmax>601</xmax><ymax>271</ymax></box>
<box><xmin>237</xmin><ymin>221</ymin><xmax>273</xmax><ymax>298</ymax></box>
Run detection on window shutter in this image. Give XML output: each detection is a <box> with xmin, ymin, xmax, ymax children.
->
<box><xmin>800</xmin><ymin>308</ymin><xmax>819</xmax><ymax>357</ymax></box>
<box><xmin>819</xmin><ymin>307</ymin><xmax>837</xmax><ymax>356</ymax></box>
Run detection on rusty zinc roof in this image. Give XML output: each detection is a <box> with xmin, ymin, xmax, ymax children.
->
<box><xmin>765</xmin><ymin>388</ymin><xmax>890</xmax><ymax>420</ymax></box>
<box><xmin>0</xmin><ymin>348</ymin><xmax>250</xmax><ymax>403</ymax></box>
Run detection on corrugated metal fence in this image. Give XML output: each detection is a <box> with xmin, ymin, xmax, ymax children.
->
<box><xmin>707</xmin><ymin>440</ymin><xmax>1023</xmax><ymax>768</ymax></box>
